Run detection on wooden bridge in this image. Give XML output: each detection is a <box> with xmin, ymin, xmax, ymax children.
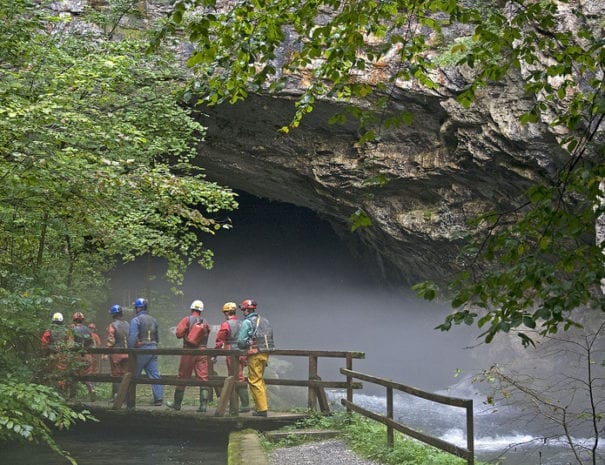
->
<box><xmin>73</xmin><ymin>347</ymin><xmax>474</xmax><ymax>464</ymax></box>
<box><xmin>76</xmin><ymin>347</ymin><xmax>363</xmax><ymax>422</ymax></box>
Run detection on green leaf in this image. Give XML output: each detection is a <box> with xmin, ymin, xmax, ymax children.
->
<box><xmin>349</xmin><ymin>209</ymin><xmax>372</xmax><ymax>232</ymax></box>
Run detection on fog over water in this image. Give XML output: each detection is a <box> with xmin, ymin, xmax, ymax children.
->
<box><xmin>115</xmin><ymin>191</ymin><xmax>488</xmax><ymax>391</ymax></box>
<box><xmin>110</xmin><ymin>191</ymin><xmax>603</xmax><ymax>465</ymax></box>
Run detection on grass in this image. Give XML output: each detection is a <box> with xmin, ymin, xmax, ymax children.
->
<box><xmin>262</xmin><ymin>410</ymin><xmax>486</xmax><ymax>465</ymax></box>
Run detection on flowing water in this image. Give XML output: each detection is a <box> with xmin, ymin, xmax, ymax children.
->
<box><xmin>340</xmin><ymin>382</ymin><xmax>604</xmax><ymax>465</ymax></box>
<box><xmin>0</xmin><ymin>429</ymin><xmax>227</xmax><ymax>465</ymax></box>
<box><xmin>105</xmin><ymin>191</ymin><xmax>603</xmax><ymax>465</ymax></box>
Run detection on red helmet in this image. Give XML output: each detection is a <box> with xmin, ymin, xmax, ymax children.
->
<box><xmin>72</xmin><ymin>312</ymin><xmax>85</xmax><ymax>323</ymax></box>
<box><xmin>239</xmin><ymin>299</ymin><xmax>257</xmax><ymax>311</ymax></box>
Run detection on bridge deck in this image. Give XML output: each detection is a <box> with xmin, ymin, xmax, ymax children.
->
<box><xmin>76</xmin><ymin>401</ymin><xmax>307</xmax><ymax>434</ymax></box>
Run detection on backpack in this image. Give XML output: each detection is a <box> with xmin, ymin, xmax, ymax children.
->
<box><xmin>253</xmin><ymin>315</ymin><xmax>274</xmax><ymax>351</ymax></box>
<box><xmin>185</xmin><ymin>316</ymin><xmax>209</xmax><ymax>346</ymax></box>
<box><xmin>238</xmin><ymin>314</ymin><xmax>274</xmax><ymax>352</ymax></box>
<box><xmin>72</xmin><ymin>324</ymin><xmax>93</xmax><ymax>347</ymax></box>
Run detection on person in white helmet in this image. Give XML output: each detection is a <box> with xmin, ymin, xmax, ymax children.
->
<box><xmin>41</xmin><ymin>312</ymin><xmax>70</xmax><ymax>395</ymax></box>
<box><xmin>167</xmin><ymin>299</ymin><xmax>211</xmax><ymax>412</ymax></box>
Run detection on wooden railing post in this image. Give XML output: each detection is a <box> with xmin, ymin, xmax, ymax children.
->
<box><xmin>466</xmin><ymin>400</ymin><xmax>474</xmax><ymax>465</ymax></box>
<box><xmin>125</xmin><ymin>351</ymin><xmax>137</xmax><ymax>409</ymax></box>
<box><xmin>386</xmin><ymin>386</ymin><xmax>393</xmax><ymax>448</ymax></box>
<box><xmin>308</xmin><ymin>354</ymin><xmax>318</xmax><ymax>410</ymax></box>
<box><xmin>230</xmin><ymin>355</ymin><xmax>240</xmax><ymax>415</ymax></box>
<box><xmin>346</xmin><ymin>353</ymin><xmax>353</xmax><ymax>411</ymax></box>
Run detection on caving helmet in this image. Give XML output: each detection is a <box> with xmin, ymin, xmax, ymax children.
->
<box><xmin>110</xmin><ymin>304</ymin><xmax>122</xmax><ymax>315</ymax></box>
<box><xmin>239</xmin><ymin>299</ymin><xmax>257</xmax><ymax>311</ymax></box>
<box><xmin>72</xmin><ymin>312</ymin><xmax>85</xmax><ymax>323</ymax></box>
<box><xmin>222</xmin><ymin>302</ymin><xmax>237</xmax><ymax>313</ymax></box>
<box><xmin>190</xmin><ymin>300</ymin><xmax>204</xmax><ymax>312</ymax></box>
<box><xmin>134</xmin><ymin>298</ymin><xmax>147</xmax><ymax>311</ymax></box>
<box><xmin>52</xmin><ymin>312</ymin><xmax>64</xmax><ymax>323</ymax></box>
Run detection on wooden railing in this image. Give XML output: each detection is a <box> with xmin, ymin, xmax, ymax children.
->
<box><xmin>340</xmin><ymin>368</ymin><xmax>475</xmax><ymax>465</ymax></box>
<box><xmin>79</xmin><ymin>347</ymin><xmax>364</xmax><ymax>415</ymax></box>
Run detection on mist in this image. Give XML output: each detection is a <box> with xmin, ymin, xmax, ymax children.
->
<box><xmin>112</xmin><ymin>191</ymin><xmax>488</xmax><ymax>392</ymax></box>
<box><xmin>108</xmin><ymin>191</ymin><xmax>603</xmax><ymax>464</ymax></box>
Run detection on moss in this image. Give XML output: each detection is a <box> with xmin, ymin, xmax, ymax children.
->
<box><xmin>228</xmin><ymin>430</ymin><xmax>266</xmax><ymax>465</ymax></box>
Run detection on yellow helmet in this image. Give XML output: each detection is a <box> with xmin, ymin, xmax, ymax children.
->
<box><xmin>222</xmin><ymin>302</ymin><xmax>237</xmax><ymax>313</ymax></box>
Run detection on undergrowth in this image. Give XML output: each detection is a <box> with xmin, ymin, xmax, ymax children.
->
<box><xmin>263</xmin><ymin>410</ymin><xmax>484</xmax><ymax>465</ymax></box>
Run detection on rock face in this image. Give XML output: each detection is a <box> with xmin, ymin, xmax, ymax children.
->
<box><xmin>56</xmin><ymin>0</ymin><xmax>597</xmax><ymax>286</ymax></box>
<box><xmin>195</xmin><ymin>74</ymin><xmax>568</xmax><ymax>285</ymax></box>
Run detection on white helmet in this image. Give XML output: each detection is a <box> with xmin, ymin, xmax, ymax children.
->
<box><xmin>190</xmin><ymin>300</ymin><xmax>204</xmax><ymax>312</ymax></box>
<box><xmin>52</xmin><ymin>312</ymin><xmax>64</xmax><ymax>323</ymax></box>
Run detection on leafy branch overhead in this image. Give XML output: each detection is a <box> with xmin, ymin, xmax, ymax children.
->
<box><xmin>165</xmin><ymin>0</ymin><xmax>604</xmax><ymax>344</ymax></box>
<box><xmin>0</xmin><ymin>0</ymin><xmax>236</xmax><ymax>453</ymax></box>
<box><xmin>0</xmin><ymin>0</ymin><xmax>237</xmax><ymax>294</ymax></box>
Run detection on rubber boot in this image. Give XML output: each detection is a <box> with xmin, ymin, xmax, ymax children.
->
<box><xmin>167</xmin><ymin>389</ymin><xmax>184</xmax><ymax>410</ymax></box>
<box><xmin>238</xmin><ymin>386</ymin><xmax>250</xmax><ymax>413</ymax></box>
<box><xmin>197</xmin><ymin>387</ymin><xmax>209</xmax><ymax>412</ymax></box>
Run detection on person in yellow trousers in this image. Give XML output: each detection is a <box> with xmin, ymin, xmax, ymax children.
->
<box><xmin>237</xmin><ymin>299</ymin><xmax>274</xmax><ymax>417</ymax></box>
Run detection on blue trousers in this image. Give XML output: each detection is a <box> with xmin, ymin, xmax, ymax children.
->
<box><xmin>135</xmin><ymin>345</ymin><xmax>163</xmax><ymax>401</ymax></box>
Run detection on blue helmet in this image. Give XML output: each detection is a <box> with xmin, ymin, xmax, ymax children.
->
<box><xmin>110</xmin><ymin>304</ymin><xmax>122</xmax><ymax>314</ymax></box>
<box><xmin>134</xmin><ymin>298</ymin><xmax>147</xmax><ymax>310</ymax></box>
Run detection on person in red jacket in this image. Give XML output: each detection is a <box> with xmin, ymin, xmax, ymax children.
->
<box><xmin>41</xmin><ymin>312</ymin><xmax>70</xmax><ymax>394</ymax></box>
<box><xmin>105</xmin><ymin>304</ymin><xmax>130</xmax><ymax>401</ymax></box>
<box><xmin>70</xmin><ymin>312</ymin><xmax>96</xmax><ymax>401</ymax></box>
<box><xmin>214</xmin><ymin>302</ymin><xmax>250</xmax><ymax>412</ymax></box>
<box><xmin>167</xmin><ymin>299</ymin><xmax>211</xmax><ymax>412</ymax></box>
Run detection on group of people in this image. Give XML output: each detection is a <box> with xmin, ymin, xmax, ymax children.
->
<box><xmin>167</xmin><ymin>298</ymin><xmax>275</xmax><ymax>417</ymax></box>
<box><xmin>42</xmin><ymin>297</ymin><xmax>275</xmax><ymax>417</ymax></box>
<box><xmin>41</xmin><ymin>311</ymin><xmax>102</xmax><ymax>401</ymax></box>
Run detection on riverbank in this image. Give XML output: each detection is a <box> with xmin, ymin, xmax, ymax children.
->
<box><xmin>229</xmin><ymin>430</ymin><xmax>381</xmax><ymax>465</ymax></box>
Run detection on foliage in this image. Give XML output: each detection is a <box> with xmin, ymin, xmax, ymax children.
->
<box><xmin>0</xmin><ymin>0</ymin><xmax>236</xmax><ymax>347</ymax></box>
<box><xmin>161</xmin><ymin>0</ymin><xmax>464</xmax><ymax>132</ymax></box>
<box><xmin>342</xmin><ymin>414</ymin><xmax>473</xmax><ymax>465</ymax></box>
<box><xmin>0</xmin><ymin>380</ymin><xmax>96</xmax><ymax>464</ymax></box>
<box><xmin>0</xmin><ymin>0</ymin><xmax>236</xmax><ymax>457</ymax></box>
<box><xmin>417</xmin><ymin>166</ymin><xmax>605</xmax><ymax>345</ymax></box>
<box><xmin>161</xmin><ymin>0</ymin><xmax>604</xmax><ymax>345</ymax></box>
<box><xmin>413</xmin><ymin>0</ymin><xmax>605</xmax><ymax>345</ymax></box>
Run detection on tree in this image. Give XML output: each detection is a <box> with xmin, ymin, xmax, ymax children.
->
<box><xmin>161</xmin><ymin>0</ymin><xmax>604</xmax><ymax>344</ymax></box>
<box><xmin>476</xmin><ymin>320</ymin><xmax>604</xmax><ymax>465</ymax></box>
<box><xmin>0</xmin><ymin>0</ymin><xmax>236</xmax><ymax>455</ymax></box>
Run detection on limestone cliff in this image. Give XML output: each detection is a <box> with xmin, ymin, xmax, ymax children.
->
<box><xmin>185</xmin><ymin>1</ymin><xmax>602</xmax><ymax>285</ymax></box>
<box><xmin>54</xmin><ymin>0</ymin><xmax>602</xmax><ymax>285</ymax></box>
<box><xmin>194</xmin><ymin>74</ymin><xmax>568</xmax><ymax>285</ymax></box>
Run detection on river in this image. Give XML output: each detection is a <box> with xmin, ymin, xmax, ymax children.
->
<box><xmin>0</xmin><ymin>428</ymin><xmax>227</xmax><ymax>465</ymax></box>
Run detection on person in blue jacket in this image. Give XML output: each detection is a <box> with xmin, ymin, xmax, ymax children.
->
<box><xmin>127</xmin><ymin>298</ymin><xmax>163</xmax><ymax>406</ymax></box>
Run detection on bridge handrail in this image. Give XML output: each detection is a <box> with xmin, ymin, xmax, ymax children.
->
<box><xmin>87</xmin><ymin>347</ymin><xmax>365</xmax><ymax>358</ymax></box>
<box><xmin>78</xmin><ymin>347</ymin><xmax>365</xmax><ymax>414</ymax></box>
<box><xmin>340</xmin><ymin>368</ymin><xmax>474</xmax><ymax>465</ymax></box>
